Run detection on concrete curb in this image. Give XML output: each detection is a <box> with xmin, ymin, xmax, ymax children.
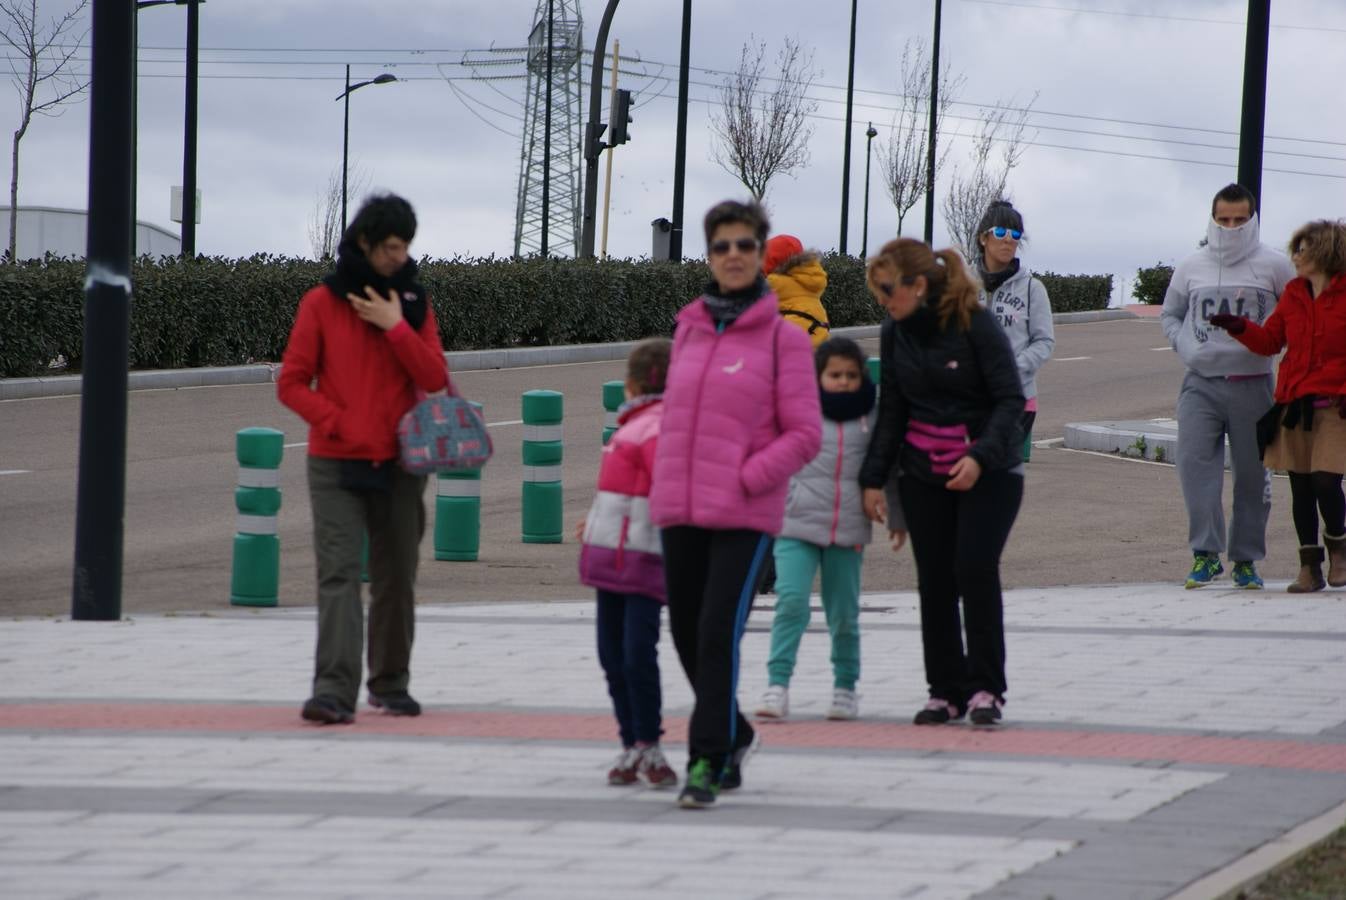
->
<box><xmin>0</xmin><ymin>309</ymin><xmax>1135</xmax><ymax>401</ymax></box>
<box><xmin>1169</xmin><ymin>798</ymin><xmax>1346</xmax><ymax>900</ymax></box>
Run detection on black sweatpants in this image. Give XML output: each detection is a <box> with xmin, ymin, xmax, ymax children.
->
<box><xmin>661</xmin><ymin>526</ymin><xmax>769</xmax><ymax>773</ymax></box>
<box><xmin>898</xmin><ymin>470</ymin><xmax>1023</xmax><ymax>707</ymax></box>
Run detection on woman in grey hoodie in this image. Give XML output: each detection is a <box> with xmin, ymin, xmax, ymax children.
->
<box><xmin>977</xmin><ymin>201</ymin><xmax>1055</xmax><ymax>460</ymax></box>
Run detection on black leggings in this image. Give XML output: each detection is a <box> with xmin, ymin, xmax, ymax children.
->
<box><xmin>1287</xmin><ymin>471</ymin><xmax>1346</xmax><ymax>546</ymax></box>
<box><xmin>898</xmin><ymin>469</ymin><xmax>1023</xmax><ymax>705</ymax></box>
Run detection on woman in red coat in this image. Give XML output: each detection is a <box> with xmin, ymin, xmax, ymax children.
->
<box><xmin>1211</xmin><ymin>219</ymin><xmax>1346</xmax><ymax>592</ymax></box>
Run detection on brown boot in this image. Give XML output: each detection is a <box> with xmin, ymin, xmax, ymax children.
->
<box><xmin>1286</xmin><ymin>546</ymin><xmax>1326</xmax><ymax>593</ymax></box>
<box><xmin>1324</xmin><ymin>534</ymin><xmax>1346</xmax><ymax>587</ymax></box>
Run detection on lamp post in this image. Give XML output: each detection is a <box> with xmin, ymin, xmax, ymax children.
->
<box><xmin>1237</xmin><ymin>0</ymin><xmax>1271</xmax><ymax>211</ymax></box>
<box><xmin>923</xmin><ymin>0</ymin><xmax>942</xmax><ymax>244</ymax></box>
<box><xmin>839</xmin><ymin>0</ymin><xmax>858</xmax><ymax>254</ymax></box>
<box><xmin>336</xmin><ymin>67</ymin><xmax>397</xmax><ymax>235</ymax></box>
<box><xmin>669</xmin><ymin>0</ymin><xmax>692</xmax><ymax>261</ymax></box>
<box><xmin>862</xmin><ymin>122</ymin><xmax>877</xmax><ymax>258</ymax></box>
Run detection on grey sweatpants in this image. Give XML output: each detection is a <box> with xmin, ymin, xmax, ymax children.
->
<box><xmin>1175</xmin><ymin>371</ymin><xmax>1273</xmax><ymax>562</ymax></box>
<box><xmin>307</xmin><ymin>456</ymin><xmax>427</xmax><ymax>709</ymax></box>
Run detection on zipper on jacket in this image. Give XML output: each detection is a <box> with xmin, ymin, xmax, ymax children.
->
<box><xmin>684</xmin><ymin>330</ymin><xmax>721</xmax><ymax>515</ymax></box>
<box><xmin>829</xmin><ymin>420</ymin><xmax>844</xmax><ymax>545</ymax></box>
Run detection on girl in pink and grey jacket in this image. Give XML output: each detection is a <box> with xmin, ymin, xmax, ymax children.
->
<box><xmin>650</xmin><ymin>200</ymin><xmax>821</xmax><ymax>809</ymax></box>
<box><xmin>579</xmin><ymin>339</ymin><xmax>678</xmax><ymax>790</ymax></box>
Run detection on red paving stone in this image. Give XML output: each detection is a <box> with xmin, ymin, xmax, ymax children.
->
<box><xmin>3</xmin><ymin>702</ymin><xmax>1346</xmax><ymax>773</ymax></box>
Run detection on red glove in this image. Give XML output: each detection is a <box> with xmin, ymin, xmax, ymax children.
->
<box><xmin>1208</xmin><ymin>313</ymin><xmax>1247</xmax><ymax>334</ymax></box>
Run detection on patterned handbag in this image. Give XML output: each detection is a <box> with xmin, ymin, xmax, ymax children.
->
<box><xmin>398</xmin><ymin>386</ymin><xmax>493</xmax><ymax>474</ymax></box>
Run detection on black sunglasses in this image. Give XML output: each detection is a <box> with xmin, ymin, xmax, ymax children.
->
<box><xmin>709</xmin><ymin>237</ymin><xmax>760</xmax><ymax>256</ymax></box>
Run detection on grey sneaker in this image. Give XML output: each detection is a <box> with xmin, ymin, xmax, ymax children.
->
<box><xmin>755</xmin><ymin>684</ymin><xmax>789</xmax><ymax>719</ymax></box>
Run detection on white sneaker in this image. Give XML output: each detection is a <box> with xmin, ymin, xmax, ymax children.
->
<box><xmin>756</xmin><ymin>684</ymin><xmax>789</xmax><ymax>719</ymax></box>
<box><xmin>826</xmin><ymin>688</ymin><xmax>859</xmax><ymax>720</ymax></box>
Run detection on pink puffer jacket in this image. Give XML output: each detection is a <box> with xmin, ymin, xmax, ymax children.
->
<box><xmin>650</xmin><ymin>293</ymin><xmax>821</xmax><ymax>534</ymax></box>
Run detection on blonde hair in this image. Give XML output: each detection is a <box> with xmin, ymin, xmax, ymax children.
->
<box><xmin>1288</xmin><ymin>220</ymin><xmax>1346</xmax><ymax>279</ymax></box>
<box><xmin>866</xmin><ymin>238</ymin><xmax>981</xmax><ymax>331</ymax></box>
<box><xmin>627</xmin><ymin>338</ymin><xmax>672</xmax><ymax>396</ymax></box>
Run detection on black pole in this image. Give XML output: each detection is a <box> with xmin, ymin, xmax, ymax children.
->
<box><xmin>341</xmin><ymin>65</ymin><xmax>350</xmax><ymax>236</ymax></box>
<box><xmin>923</xmin><ymin>0</ymin><xmax>942</xmax><ymax>244</ymax></box>
<box><xmin>73</xmin><ymin>0</ymin><xmax>135</xmax><ymax>621</ymax></box>
<box><xmin>862</xmin><ymin>123</ymin><xmax>876</xmax><ymax>258</ymax></box>
<box><xmin>541</xmin><ymin>0</ymin><xmax>554</xmax><ymax>256</ymax></box>
<box><xmin>839</xmin><ymin>0</ymin><xmax>857</xmax><ymax>254</ymax></box>
<box><xmin>130</xmin><ymin>11</ymin><xmax>137</xmax><ymax>251</ymax></box>
<box><xmin>1237</xmin><ymin>0</ymin><xmax>1270</xmax><ymax>212</ymax></box>
<box><xmin>579</xmin><ymin>0</ymin><xmax>620</xmax><ymax>259</ymax></box>
<box><xmin>180</xmin><ymin>0</ymin><xmax>198</xmax><ymax>256</ymax></box>
<box><xmin>669</xmin><ymin>0</ymin><xmax>692</xmax><ymax>261</ymax></box>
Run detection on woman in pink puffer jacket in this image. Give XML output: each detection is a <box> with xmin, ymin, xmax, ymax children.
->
<box><xmin>650</xmin><ymin>200</ymin><xmax>821</xmax><ymax>809</ymax></box>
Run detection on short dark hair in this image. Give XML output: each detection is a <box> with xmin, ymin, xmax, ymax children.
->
<box><xmin>703</xmin><ymin>199</ymin><xmax>770</xmax><ymax>247</ymax></box>
<box><xmin>814</xmin><ymin>336</ymin><xmax>868</xmax><ymax>378</ymax></box>
<box><xmin>627</xmin><ymin>337</ymin><xmax>672</xmax><ymax>395</ymax></box>
<box><xmin>344</xmin><ymin>193</ymin><xmax>417</xmax><ymax>247</ymax></box>
<box><xmin>1211</xmin><ymin>184</ymin><xmax>1257</xmax><ymax>217</ymax></box>
<box><xmin>974</xmin><ymin>200</ymin><xmax>1025</xmax><ymax>259</ymax></box>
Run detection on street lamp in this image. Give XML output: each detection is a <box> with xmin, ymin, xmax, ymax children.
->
<box><xmin>862</xmin><ymin>122</ymin><xmax>877</xmax><ymax>258</ymax></box>
<box><xmin>839</xmin><ymin>0</ymin><xmax>858</xmax><ymax>254</ymax></box>
<box><xmin>924</xmin><ymin>0</ymin><xmax>942</xmax><ymax>244</ymax></box>
<box><xmin>335</xmin><ymin>67</ymin><xmax>397</xmax><ymax>235</ymax></box>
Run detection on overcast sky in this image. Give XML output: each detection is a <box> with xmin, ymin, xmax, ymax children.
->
<box><xmin>7</xmin><ymin>0</ymin><xmax>1345</xmax><ymax>301</ymax></box>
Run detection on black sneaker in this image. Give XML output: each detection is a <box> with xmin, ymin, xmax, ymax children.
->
<box><xmin>913</xmin><ymin>698</ymin><xmax>964</xmax><ymax>725</ymax></box>
<box><xmin>967</xmin><ymin>691</ymin><xmax>1003</xmax><ymax>727</ymax></box>
<box><xmin>678</xmin><ymin>758</ymin><xmax>720</xmax><ymax>809</ymax></box>
<box><xmin>301</xmin><ymin>695</ymin><xmax>354</xmax><ymax>725</ymax></box>
<box><xmin>368</xmin><ymin>690</ymin><xmax>422</xmax><ymax>716</ymax></box>
<box><xmin>720</xmin><ymin>729</ymin><xmax>761</xmax><ymax>791</ymax></box>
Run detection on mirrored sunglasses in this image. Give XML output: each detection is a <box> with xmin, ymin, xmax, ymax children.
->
<box><xmin>985</xmin><ymin>226</ymin><xmax>1023</xmax><ymax>241</ymax></box>
<box><xmin>709</xmin><ymin>237</ymin><xmax>760</xmax><ymax>256</ymax></box>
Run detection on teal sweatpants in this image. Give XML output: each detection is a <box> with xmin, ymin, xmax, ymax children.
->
<box><xmin>766</xmin><ymin>537</ymin><xmax>863</xmax><ymax>690</ymax></box>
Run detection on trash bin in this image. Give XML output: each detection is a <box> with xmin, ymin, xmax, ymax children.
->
<box><xmin>651</xmin><ymin>217</ymin><xmax>673</xmax><ymax>261</ymax></box>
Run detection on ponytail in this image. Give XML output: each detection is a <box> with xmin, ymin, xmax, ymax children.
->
<box><xmin>932</xmin><ymin>248</ymin><xmax>980</xmax><ymax>332</ymax></box>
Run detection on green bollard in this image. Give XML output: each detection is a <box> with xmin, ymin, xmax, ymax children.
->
<box><xmin>230</xmin><ymin>427</ymin><xmax>283</xmax><ymax>607</ymax></box>
<box><xmin>601</xmin><ymin>380</ymin><xmax>624</xmax><ymax>445</ymax></box>
<box><xmin>866</xmin><ymin>356</ymin><xmax>881</xmax><ymax>386</ymax></box>
<box><xmin>521</xmin><ymin>389</ymin><xmax>563</xmax><ymax>544</ymax></box>
<box><xmin>1022</xmin><ymin>430</ymin><xmax>1033</xmax><ymax>463</ymax></box>
<box><xmin>435</xmin><ymin>401</ymin><xmax>484</xmax><ymax>560</ymax></box>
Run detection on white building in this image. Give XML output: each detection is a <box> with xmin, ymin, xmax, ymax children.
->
<box><xmin>0</xmin><ymin>206</ymin><xmax>180</xmax><ymax>260</ymax></box>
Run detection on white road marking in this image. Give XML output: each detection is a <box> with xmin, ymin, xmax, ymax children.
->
<box><xmin>1150</xmin><ymin>346</ymin><xmax>1173</xmax><ymax>351</ymax></box>
<box><xmin>0</xmin><ymin>469</ymin><xmax>31</xmax><ymax>476</ymax></box>
<box><xmin>282</xmin><ymin>442</ymin><xmax>307</xmax><ymax>449</ymax></box>
<box><xmin>1055</xmin><ymin>355</ymin><xmax>1091</xmax><ymax>362</ymax></box>
<box><xmin>487</xmin><ymin>419</ymin><xmax>524</xmax><ymax>428</ymax></box>
<box><xmin>1032</xmin><ymin>437</ymin><xmax>1065</xmax><ymax>449</ymax></box>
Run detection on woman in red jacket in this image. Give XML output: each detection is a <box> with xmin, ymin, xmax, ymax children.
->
<box><xmin>1211</xmin><ymin>219</ymin><xmax>1346</xmax><ymax>592</ymax></box>
<box><xmin>278</xmin><ymin>194</ymin><xmax>449</xmax><ymax>725</ymax></box>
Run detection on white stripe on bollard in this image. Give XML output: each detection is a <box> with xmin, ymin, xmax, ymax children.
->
<box><xmin>236</xmin><ymin>514</ymin><xmax>279</xmax><ymax>535</ymax></box>
<box><xmin>603</xmin><ymin>412</ymin><xmax>619</xmax><ymax>429</ymax></box>
<box><xmin>237</xmin><ymin>468</ymin><xmax>282</xmax><ymax>488</ymax></box>
<box><xmin>522</xmin><ymin>464</ymin><xmax>563</xmax><ymax>483</ymax></box>
<box><xmin>522</xmin><ymin>424</ymin><xmax>564</xmax><ymax>443</ymax></box>
<box><xmin>436</xmin><ymin>479</ymin><xmax>482</xmax><ymax>498</ymax></box>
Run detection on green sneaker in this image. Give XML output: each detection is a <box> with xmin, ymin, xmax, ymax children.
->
<box><xmin>1185</xmin><ymin>553</ymin><xmax>1224</xmax><ymax>589</ymax></box>
<box><xmin>1231</xmin><ymin>561</ymin><xmax>1264</xmax><ymax>590</ymax></box>
<box><xmin>678</xmin><ymin>758</ymin><xmax>720</xmax><ymax>809</ymax></box>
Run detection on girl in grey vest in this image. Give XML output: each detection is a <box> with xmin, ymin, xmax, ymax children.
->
<box><xmin>756</xmin><ymin>338</ymin><xmax>876</xmax><ymax>721</ymax></box>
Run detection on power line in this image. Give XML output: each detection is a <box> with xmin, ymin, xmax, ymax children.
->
<box><xmin>958</xmin><ymin>0</ymin><xmax>1346</xmax><ymax>33</ymax></box>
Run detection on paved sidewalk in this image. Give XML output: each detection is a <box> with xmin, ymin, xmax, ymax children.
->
<box><xmin>2</xmin><ymin>582</ymin><xmax>1344</xmax><ymax>899</ymax></box>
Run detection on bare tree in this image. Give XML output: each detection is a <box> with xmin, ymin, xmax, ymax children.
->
<box><xmin>307</xmin><ymin>163</ymin><xmax>371</xmax><ymax>260</ymax></box>
<box><xmin>709</xmin><ymin>36</ymin><xmax>818</xmax><ymax>203</ymax></box>
<box><xmin>878</xmin><ymin>39</ymin><xmax>964</xmax><ymax>236</ymax></box>
<box><xmin>941</xmin><ymin>94</ymin><xmax>1037</xmax><ymax>261</ymax></box>
<box><xmin>1</xmin><ymin>0</ymin><xmax>89</xmax><ymax>262</ymax></box>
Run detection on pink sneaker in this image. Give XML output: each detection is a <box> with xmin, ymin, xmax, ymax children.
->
<box><xmin>967</xmin><ymin>691</ymin><xmax>1003</xmax><ymax>727</ymax></box>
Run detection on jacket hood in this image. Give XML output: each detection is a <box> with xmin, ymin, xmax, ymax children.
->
<box><xmin>768</xmin><ymin>254</ymin><xmax>827</xmax><ymax>295</ymax></box>
<box><xmin>1206</xmin><ymin>214</ymin><xmax>1261</xmax><ymax>267</ymax></box>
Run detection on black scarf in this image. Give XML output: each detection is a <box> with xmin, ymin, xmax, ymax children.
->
<box><xmin>702</xmin><ymin>275</ymin><xmax>769</xmax><ymax>326</ymax></box>
<box><xmin>979</xmin><ymin>257</ymin><xmax>1020</xmax><ymax>295</ymax></box>
<box><xmin>322</xmin><ymin>238</ymin><xmax>428</xmax><ymax>331</ymax></box>
<box><xmin>820</xmin><ymin>377</ymin><xmax>876</xmax><ymax>422</ymax></box>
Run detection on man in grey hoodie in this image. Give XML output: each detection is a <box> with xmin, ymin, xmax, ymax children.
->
<box><xmin>1161</xmin><ymin>184</ymin><xmax>1295</xmax><ymax>589</ymax></box>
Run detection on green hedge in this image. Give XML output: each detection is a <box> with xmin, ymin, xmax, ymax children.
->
<box><xmin>0</xmin><ymin>254</ymin><xmax>1112</xmax><ymax>377</ymax></box>
<box><xmin>1133</xmin><ymin>263</ymin><xmax>1174</xmax><ymax>305</ymax></box>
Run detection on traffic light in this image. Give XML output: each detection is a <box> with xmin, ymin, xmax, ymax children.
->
<box><xmin>610</xmin><ymin>89</ymin><xmax>633</xmax><ymax>145</ymax></box>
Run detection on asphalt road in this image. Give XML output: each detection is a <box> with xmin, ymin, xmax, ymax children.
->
<box><xmin>0</xmin><ymin>317</ymin><xmax>1300</xmax><ymax>617</ymax></box>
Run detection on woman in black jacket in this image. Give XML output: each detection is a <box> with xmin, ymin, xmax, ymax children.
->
<box><xmin>859</xmin><ymin>238</ymin><xmax>1025</xmax><ymax>727</ymax></box>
